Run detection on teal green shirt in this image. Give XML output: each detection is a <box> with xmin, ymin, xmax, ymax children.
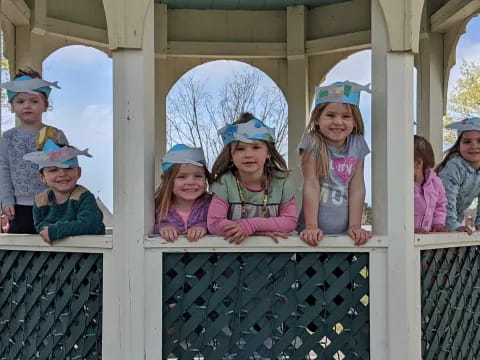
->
<box><xmin>33</xmin><ymin>185</ymin><xmax>105</xmax><ymax>241</ymax></box>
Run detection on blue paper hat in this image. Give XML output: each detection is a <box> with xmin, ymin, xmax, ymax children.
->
<box><xmin>218</xmin><ymin>119</ymin><xmax>276</xmax><ymax>146</ymax></box>
<box><xmin>162</xmin><ymin>144</ymin><xmax>206</xmax><ymax>173</ymax></box>
<box><xmin>446</xmin><ymin>117</ymin><xmax>480</xmax><ymax>136</ymax></box>
<box><xmin>314</xmin><ymin>81</ymin><xmax>371</xmax><ymax>106</ymax></box>
<box><xmin>2</xmin><ymin>75</ymin><xmax>61</xmax><ymax>102</ymax></box>
<box><xmin>23</xmin><ymin>139</ymin><xmax>92</xmax><ymax>170</ymax></box>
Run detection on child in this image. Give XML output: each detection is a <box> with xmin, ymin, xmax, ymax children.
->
<box><xmin>437</xmin><ymin>117</ymin><xmax>480</xmax><ymax>235</ymax></box>
<box><xmin>0</xmin><ymin>68</ymin><xmax>67</xmax><ymax>234</ymax></box>
<box><xmin>23</xmin><ymin>139</ymin><xmax>105</xmax><ymax>244</ymax></box>
<box><xmin>154</xmin><ymin>144</ymin><xmax>211</xmax><ymax>242</ymax></box>
<box><xmin>297</xmin><ymin>81</ymin><xmax>371</xmax><ymax>246</ymax></box>
<box><xmin>413</xmin><ymin>135</ymin><xmax>448</xmax><ymax>233</ymax></box>
<box><xmin>208</xmin><ymin>113</ymin><xmax>297</xmax><ymax>244</ymax></box>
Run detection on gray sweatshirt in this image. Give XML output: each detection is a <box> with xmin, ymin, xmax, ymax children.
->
<box><xmin>0</xmin><ymin>126</ymin><xmax>68</xmax><ymax>207</ymax></box>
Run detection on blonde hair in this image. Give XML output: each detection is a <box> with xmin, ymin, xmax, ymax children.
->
<box><xmin>211</xmin><ymin>112</ymin><xmax>289</xmax><ymax>184</ymax></box>
<box><xmin>154</xmin><ymin>164</ymin><xmax>211</xmax><ymax>218</ymax></box>
<box><xmin>301</xmin><ymin>103</ymin><xmax>365</xmax><ymax>179</ymax></box>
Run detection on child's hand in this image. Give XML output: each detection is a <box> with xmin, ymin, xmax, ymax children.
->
<box><xmin>256</xmin><ymin>231</ymin><xmax>290</xmax><ymax>243</ymax></box>
<box><xmin>475</xmin><ymin>225</ymin><xmax>480</xmax><ymax>232</ymax></box>
<box><xmin>299</xmin><ymin>227</ymin><xmax>323</xmax><ymax>246</ymax></box>
<box><xmin>223</xmin><ymin>223</ymin><xmax>248</xmax><ymax>244</ymax></box>
<box><xmin>430</xmin><ymin>224</ymin><xmax>451</xmax><ymax>233</ymax></box>
<box><xmin>1</xmin><ymin>205</ymin><xmax>15</xmax><ymax>220</ymax></box>
<box><xmin>415</xmin><ymin>228</ymin><xmax>429</xmax><ymax>234</ymax></box>
<box><xmin>456</xmin><ymin>225</ymin><xmax>473</xmax><ymax>235</ymax></box>
<box><xmin>185</xmin><ymin>226</ymin><xmax>206</xmax><ymax>242</ymax></box>
<box><xmin>348</xmin><ymin>225</ymin><xmax>371</xmax><ymax>246</ymax></box>
<box><xmin>40</xmin><ymin>227</ymin><xmax>52</xmax><ymax>245</ymax></box>
<box><xmin>160</xmin><ymin>225</ymin><xmax>180</xmax><ymax>242</ymax></box>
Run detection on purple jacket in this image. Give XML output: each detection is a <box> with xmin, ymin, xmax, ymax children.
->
<box><xmin>154</xmin><ymin>194</ymin><xmax>211</xmax><ymax>234</ymax></box>
<box><xmin>414</xmin><ymin>169</ymin><xmax>447</xmax><ymax>231</ymax></box>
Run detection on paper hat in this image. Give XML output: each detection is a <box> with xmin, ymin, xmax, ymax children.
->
<box><xmin>446</xmin><ymin>117</ymin><xmax>480</xmax><ymax>136</ymax></box>
<box><xmin>162</xmin><ymin>144</ymin><xmax>206</xmax><ymax>173</ymax></box>
<box><xmin>218</xmin><ymin>118</ymin><xmax>276</xmax><ymax>146</ymax></box>
<box><xmin>314</xmin><ymin>81</ymin><xmax>371</xmax><ymax>106</ymax></box>
<box><xmin>23</xmin><ymin>139</ymin><xmax>92</xmax><ymax>170</ymax></box>
<box><xmin>1</xmin><ymin>75</ymin><xmax>61</xmax><ymax>101</ymax></box>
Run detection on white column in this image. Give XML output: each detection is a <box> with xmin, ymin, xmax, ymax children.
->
<box><xmin>416</xmin><ymin>32</ymin><xmax>444</xmax><ymax>160</ymax></box>
<box><xmin>287</xmin><ymin>6</ymin><xmax>309</xmax><ymax>194</ymax></box>
<box><xmin>371</xmin><ymin>1</ymin><xmax>421</xmax><ymax>359</ymax></box>
<box><xmin>105</xmin><ymin>2</ymin><xmax>155</xmax><ymax>359</ymax></box>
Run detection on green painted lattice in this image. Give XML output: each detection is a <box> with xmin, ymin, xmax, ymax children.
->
<box><xmin>163</xmin><ymin>252</ymin><xmax>369</xmax><ymax>359</ymax></box>
<box><xmin>421</xmin><ymin>246</ymin><xmax>480</xmax><ymax>360</ymax></box>
<box><xmin>0</xmin><ymin>251</ymin><xmax>102</xmax><ymax>360</ymax></box>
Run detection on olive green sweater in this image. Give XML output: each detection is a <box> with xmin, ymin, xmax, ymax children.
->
<box><xmin>33</xmin><ymin>185</ymin><xmax>105</xmax><ymax>241</ymax></box>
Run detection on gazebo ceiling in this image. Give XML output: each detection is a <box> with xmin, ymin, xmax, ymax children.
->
<box><xmin>155</xmin><ymin>0</ymin><xmax>351</xmax><ymax>10</ymax></box>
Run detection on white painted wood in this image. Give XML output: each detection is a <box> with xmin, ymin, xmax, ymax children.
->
<box><xmin>0</xmin><ymin>234</ymin><xmax>112</xmax><ymax>250</ymax></box>
<box><xmin>1</xmin><ymin>0</ymin><xmax>29</xmax><ymax>26</ymax></box>
<box><xmin>431</xmin><ymin>0</ymin><xmax>480</xmax><ymax>33</ymax></box>
<box><xmin>369</xmin><ymin>249</ymin><xmax>388</xmax><ymax>360</ymax></box>
<box><xmin>111</xmin><ymin>2</ymin><xmax>155</xmax><ymax>359</ymax></box>
<box><xmin>44</xmin><ymin>17</ymin><xmax>109</xmax><ymax>49</ymax></box>
<box><xmin>154</xmin><ymin>57</ymin><xmax>168</xmax><ymax>187</ymax></box>
<box><xmin>415</xmin><ymin>232</ymin><xmax>480</xmax><ymax>249</ymax></box>
<box><xmin>102</xmin><ymin>250</ymin><xmax>120</xmax><ymax>360</ymax></box>
<box><xmin>31</xmin><ymin>0</ymin><xmax>46</xmax><ymax>36</ymax></box>
<box><xmin>143</xmin><ymin>235</ymin><xmax>389</xmax><ymax>251</ymax></box>
<box><xmin>145</xmin><ymin>250</ymin><xmax>163</xmax><ymax>359</ymax></box>
<box><xmin>154</xmin><ymin>3</ymin><xmax>167</xmax><ymax>59</ymax></box>
<box><xmin>167</xmin><ymin>41</ymin><xmax>286</xmax><ymax>58</ymax></box>
<box><xmin>306</xmin><ymin>30</ymin><xmax>371</xmax><ymax>56</ymax></box>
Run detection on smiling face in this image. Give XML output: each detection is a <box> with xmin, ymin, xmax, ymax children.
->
<box><xmin>172</xmin><ymin>164</ymin><xmax>207</xmax><ymax>203</ymax></box>
<box><xmin>40</xmin><ymin>166</ymin><xmax>81</xmax><ymax>201</ymax></box>
<box><xmin>11</xmin><ymin>92</ymin><xmax>47</xmax><ymax>126</ymax></box>
<box><xmin>316</xmin><ymin>102</ymin><xmax>355</xmax><ymax>147</ymax></box>
<box><xmin>459</xmin><ymin>130</ymin><xmax>480</xmax><ymax>169</ymax></box>
<box><xmin>231</xmin><ymin>140</ymin><xmax>270</xmax><ymax>180</ymax></box>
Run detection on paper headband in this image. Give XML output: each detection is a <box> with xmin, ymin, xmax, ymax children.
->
<box><xmin>314</xmin><ymin>81</ymin><xmax>371</xmax><ymax>106</ymax></box>
<box><xmin>218</xmin><ymin>118</ymin><xmax>275</xmax><ymax>146</ymax></box>
<box><xmin>1</xmin><ymin>75</ymin><xmax>61</xmax><ymax>101</ymax></box>
<box><xmin>162</xmin><ymin>144</ymin><xmax>206</xmax><ymax>173</ymax></box>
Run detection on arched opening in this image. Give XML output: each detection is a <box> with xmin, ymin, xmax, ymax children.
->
<box><xmin>166</xmin><ymin>60</ymin><xmax>288</xmax><ymax>166</ymax></box>
<box><xmin>318</xmin><ymin>50</ymin><xmax>373</xmax><ymax>226</ymax></box>
<box><xmin>42</xmin><ymin>45</ymin><xmax>113</xmax><ymax>220</ymax></box>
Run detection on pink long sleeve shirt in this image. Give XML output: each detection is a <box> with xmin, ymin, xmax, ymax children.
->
<box><xmin>414</xmin><ymin>169</ymin><xmax>447</xmax><ymax>231</ymax></box>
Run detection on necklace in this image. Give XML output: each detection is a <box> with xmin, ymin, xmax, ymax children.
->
<box><xmin>235</xmin><ymin>177</ymin><xmax>269</xmax><ymax>218</ymax></box>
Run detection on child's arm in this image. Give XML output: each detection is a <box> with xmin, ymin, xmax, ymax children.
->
<box><xmin>0</xmin><ymin>137</ymin><xmax>16</xmax><ymax>214</ymax></box>
<box><xmin>438</xmin><ymin>160</ymin><xmax>466</xmax><ymax>231</ymax></box>
<box><xmin>300</xmin><ymin>151</ymin><xmax>323</xmax><ymax>245</ymax></box>
<box><xmin>347</xmin><ymin>160</ymin><xmax>371</xmax><ymax>245</ymax></box>
<box><xmin>46</xmin><ymin>192</ymin><xmax>105</xmax><ymax>241</ymax></box>
<box><xmin>431</xmin><ymin>177</ymin><xmax>449</xmax><ymax>231</ymax></box>
<box><xmin>207</xmin><ymin>195</ymin><xmax>237</xmax><ymax>235</ymax></box>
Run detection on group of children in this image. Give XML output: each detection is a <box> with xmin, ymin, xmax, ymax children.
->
<box><xmin>1</xmin><ymin>68</ymin><xmax>480</xmax><ymax>245</ymax></box>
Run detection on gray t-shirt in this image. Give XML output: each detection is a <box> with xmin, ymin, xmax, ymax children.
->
<box><xmin>297</xmin><ymin>135</ymin><xmax>370</xmax><ymax>234</ymax></box>
<box><xmin>0</xmin><ymin>126</ymin><xmax>68</xmax><ymax>207</ymax></box>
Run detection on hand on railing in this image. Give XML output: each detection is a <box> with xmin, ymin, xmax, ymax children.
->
<box><xmin>456</xmin><ymin>225</ymin><xmax>473</xmax><ymax>235</ymax></box>
<box><xmin>299</xmin><ymin>226</ymin><xmax>324</xmax><ymax>246</ymax></box>
<box><xmin>39</xmin><ymin>227</ymin><xmax>52</xmax><ymax>245</ymax></box>
<box><xmin>348</xmin><ymin>225</ymin><xmax>371</xmax><ymax>246</ymax></box>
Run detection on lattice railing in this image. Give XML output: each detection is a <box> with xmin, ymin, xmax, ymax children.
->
<box><xmin>421</xmin><ymin>246</ymin><xmax>480</xmax><ymax>360</ymax></box>
<box><xmin>0</xmin><ymin>250</ymin><xmax>103</xmax><ymax>360</ymax></box>
<box><xmin>163</xmin><ymin>252</ymin><xmax>369</xmax><ymax>360</ymax></box>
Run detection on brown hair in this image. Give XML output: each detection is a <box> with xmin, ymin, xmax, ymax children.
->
<box><xmin>154</xmin><ymin>163</ymin><xmax>211</xmax><ymax>218</ymax></box>
<box><xmin>11</xmin><ymin>67</ymin><xmax>49</xmax><ymax>106</ymax></box>
<box><xmin>211</xmin><ymin>112</ymin><xmax>288</xmax><ymax>184</ymax></box>
<box><xmin>414</xmin><ymin>135</ymin><xmax>435</xmax><ymax>170</ymax></box>
<box><xmin>435</xmin><ymin>133</ymin><xmax>464</xmax><ymax>173</ymax></box>
<box><xmin>301</xmin><ymin>103</ymin><xmax>365</xmax><ymax>178</ymax></box>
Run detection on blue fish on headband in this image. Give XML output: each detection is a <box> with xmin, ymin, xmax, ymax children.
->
<box><xmin>1</xmin><ymin>75</ymin><xmax>61</xmax><ymax>102</ymax></box>
<box><xmin>445</xmin><ymin>117</ymin><xmax>480</xmax><ymax>136</ymax></box>
<box><xmin>162</xmin><ymin>144</ymin><xmax>206</xmax><ymax>173</ymax></box>
<box><xmin>314</xmin><ymin>81</ymin><xmax>371</xmax><ymax>106</ymax></box>
<box><xmin>218</xmin><ymin>119</ymin><xmax>276</xmax><ymax>146</ymax></box>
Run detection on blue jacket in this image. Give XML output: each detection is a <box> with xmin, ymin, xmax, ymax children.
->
<box><xmin>438</xmin><ymin>155</ymin><xmax>480</xmax><ymax>230</ymax></box>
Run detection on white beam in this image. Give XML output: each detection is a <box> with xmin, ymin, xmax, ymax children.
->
<box><xmin>306</xmin><ymin>30</ymin><xmax>371</xmax><ymax>56</ymax></box>
<box><xmin>431</xmin><ymin>0</ymin><xmax>480</xmax><ymax>32</ymax></box>
<box><xmin>31</xmin><ymin>0</ymin><xmax>46</xmax><ymax>36</ymax></box>
<box><xmin>167</xmin><ymin>41</ymin><xmax>286</xmax><ymax>58</ymax></box>
<box><xmin>1</xmin><ymin>0</ymin><xmax>29</xmax><ymax>26</ymax></box>
<box><xmin>44</xmin><ymin>17</ymin><xmax>108</xmax><ymax>49</ymax></box>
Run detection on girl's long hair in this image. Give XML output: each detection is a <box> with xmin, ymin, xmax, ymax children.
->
<box><xmin>211</xmin><ymin>112</ymin><xmax>288</xmax><ymax>184</ymax></box>
<box><xmin>301</xmin><ymin>103</ymin><xmax>365</xmax><ymax>179</ymax></box>
<box><xmin>435</xmin><ymin>133</ymin><xmax>463</xmax><ymax>173</ymax></box>
<box><xmin>154</xmin><ymin>164</ymin><xmax>211</xmax><ymax>218</ymax></box>
<box><xmin>414</xmin><ymin>135</ymin><xmax>435</xmax><ymax>170</ymax></box>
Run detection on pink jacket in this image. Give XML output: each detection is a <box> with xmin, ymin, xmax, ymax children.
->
<box><xmin>414</xmin><ymin>169</ymin><xmax>447</xmax><ymax>231</ymax></box>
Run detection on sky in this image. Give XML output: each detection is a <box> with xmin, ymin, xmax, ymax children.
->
<box><xmin>1</xmin><ymin>15</ymin><xmax>479</xmax><ymax>211</ymax></box>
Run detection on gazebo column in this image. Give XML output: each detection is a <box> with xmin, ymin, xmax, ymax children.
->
<box><xmin>372</xmin><ymin>0</ymin><xmax>421</xmax><ymax>358</ymax></box>
<box><xmin>416</xmin><ymin>31</ymin><xmax>444</xmax><ymax>160</ymax></box>
<box><xmin>286</xmin><ymin>5</ymin><xmax>309</xmax><ymax>191</ymax></box>
<box><xmin>106</xmin><ymin>2</ymin><xmax>155</xmax><ymax>359</ymax></box>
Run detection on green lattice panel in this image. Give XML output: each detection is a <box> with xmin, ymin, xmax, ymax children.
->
<box><xmin>163</xmin><ymin>252</ymin><xmax>369</xmax><ymax>360</ymax></box>
<box><xmin>421</xmin><ymin>246</ymin><xmax>480</xmax><ymax>360</ymax></box>
<box><xmin>0</xmin><ymin>251</ymin><xmax>102</xmax><ymax>360</ymax></box>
